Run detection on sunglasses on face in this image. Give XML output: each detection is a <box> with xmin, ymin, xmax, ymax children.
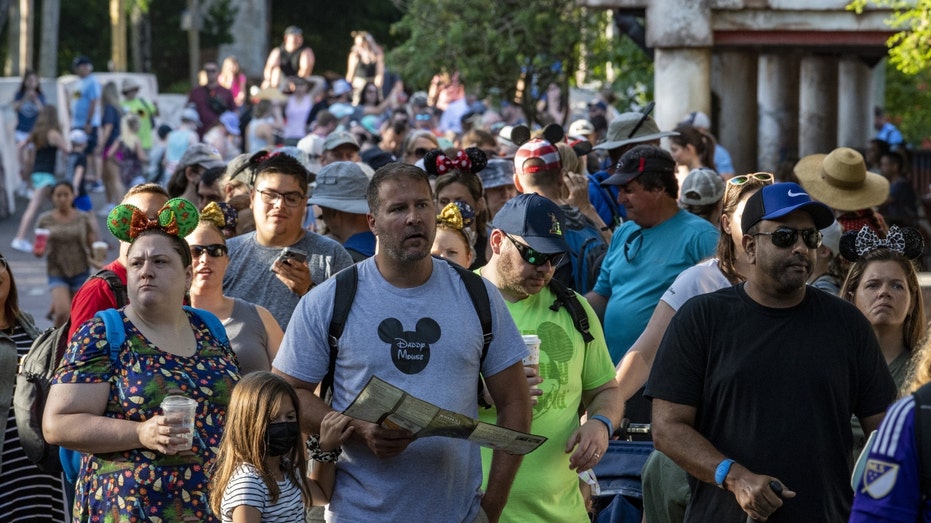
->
<box><xmin>505</xmin><ymin>234</ymin><xmax>566</xmax><ymax>267</ymax></box>
<box><xmin>412</xmin><ymin>147</ymin><xmax>431</xmax><ymax>158</ymax></box>
<box><xmin>189</xmin><ymin>244</ymin><xmax>228</xmax><ymax>258</ymax></box>
<box><xmin>752</xmin><ymin>227</ymin><xmax>822</xmax><ymax>249</ymax></box>
<box><xmin>729</xmin><ymin>172</ymin><xmax>774</xmax><ymax>186</ymax></box>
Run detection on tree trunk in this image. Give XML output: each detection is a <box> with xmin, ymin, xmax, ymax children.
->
<box><xmin>10</xmin><ymin>0</ymin><xmax>33</xmax><ymax>75</ymax></box>
<box><xmin>110</xmin><ymin>0</ymin><xmax>127</xmax><ymax>71</ymax></box>
<box><xmin>38</xmin><ymin>0</ymin><xmax>60</xmax><ymax>78</ymax></box>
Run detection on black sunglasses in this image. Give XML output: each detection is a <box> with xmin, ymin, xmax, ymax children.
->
<box><xmin>505</xmin><ymin>234</ymin><xmax>565</xmax><ymax>267</ymax></box>
<box><xmin>752</xmin><ymin>227</ymin><xmax>822</xmax><ymax>249</ymax></box>
<box><xmin>412</xmin><ymin>147</ymin><xmax>431</xmax><ymax>158</ymax></box>
<box><xmin>190</xmin><ymin>244</ymin><xmax>228</xmax><ymax>258</ymax></box>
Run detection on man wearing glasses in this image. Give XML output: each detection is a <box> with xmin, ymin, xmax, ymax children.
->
<box><xmin>646</xmin><ymin>183</ymin><xmax>896</xmax><ymax>522</ymax></box>
<box><xmin>477</xmin><ymin>193</ymin><xmax>620</xmax><ymax>522</ymax></box>
<box><xmin>585</xmin><ymin>144</ymin><xmax>718</xmax><ymax>366</ymax></box>
<box><xmin>223</xmin><ymin>153</ymin><xmax>353</xmax><ymax>330</ymax></box>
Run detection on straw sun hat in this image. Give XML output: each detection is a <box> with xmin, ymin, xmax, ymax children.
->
<box><xmin>793</xmin><ymin>147</ymin><xmax>889</xmax><ymax>212</ymax></box>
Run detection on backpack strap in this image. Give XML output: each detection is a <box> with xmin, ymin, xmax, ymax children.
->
<box><xmin>322</xmin><ymin>265</ymin><xmax>359</xmax><ymax>401</ymax></box>
<box><xmin>92</xmin><ymin>269</ymin><xmax>128</xmax><ymax>308</ymax></box>
<box><xmin>912</xmin><ymin>382</ymin><xmax>931</xmax><ymax>498</ymax></box>
<box><xmin>588</xmin><ymin>173</ymin><xmax>622</xmax><ymax>229</ymax></box>
<box><xmin>95</xmin><ymin>309</ymin><xmax>126</xmax><ymax>356</ymax></box>
<box><xmin>448</xmin><ymin>261</ymin><xmax>493</xmax><ymax>366</ymax></box>
<box><xmin>183</xmin><ymin>306</ymin><xmax>229</xmax><ymax>345</ymax></box>
<box><xmin>548</xmin><ymin>278</ymin><xmax>594</xmax><ymax>343</ymax></box>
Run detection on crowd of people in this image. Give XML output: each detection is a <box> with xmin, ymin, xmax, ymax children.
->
<box><xmin>2</xmin><ymin>25</ymin><xmax>930</xmax><ymax>523</ymax></box>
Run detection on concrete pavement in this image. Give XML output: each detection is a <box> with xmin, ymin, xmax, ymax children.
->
<box><xmin>0</xmin><ymin>187</ymin><xmax>115</xmax><ymax>331</ymax></box>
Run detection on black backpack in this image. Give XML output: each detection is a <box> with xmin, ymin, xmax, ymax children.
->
<box><xmin>13</xmin><ymin>269</ymin><xmax>126</xmax><ymax>474</ymax></box>
<box><xmin>912</xmin><ymin>381</ymin><xmax>931</xmax><ymax>497</ymax></box>
<box><xmin>320</xmin><ymin>260</ymin><xmax>593</xmax><ymax>402</ymax></box>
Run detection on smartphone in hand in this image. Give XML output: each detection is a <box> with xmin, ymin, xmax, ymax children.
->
<box><xmin>269</xmin><ymin>247</ymin><xmax>308</xmax><ymax>272</ymax></box>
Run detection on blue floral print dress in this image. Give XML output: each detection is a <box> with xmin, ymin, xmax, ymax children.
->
<box><xmin>53</xmin><ymin>309</ymin><xmax>241</xmax><ymax>522</ymax></box>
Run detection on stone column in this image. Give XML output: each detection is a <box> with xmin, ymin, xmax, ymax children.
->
<box><xmin>799</xmin><ymin>55</ymin><xmax>839</xmax><ymax>157</ymax></box>
<box><xmin>645</xmin><ymin>0</ymin><xmax>711</xmax><ymax>134</ymax></box>
<box><xmin>714</xmin><ymin>51</ymin><xmax>757</xmax><ymax>175</ymax></box>
<box><xmin>758</xmin><ymin>54</ymin><xmax>800</xmax><ymax>174</ymax></box>
<box><xmin>218</xmin><ymin>0</ymin><xmax>268</xmax><ymax>79</ymax></box>
<box><xmin>837</xmin><ymin>56</ymin><xmax>872</xmax><ymax>150</ymax></box>
<box><xmin>654</xmin><ymin>48</ymin><xmax>711</xmax><ymax>133</ymax></box>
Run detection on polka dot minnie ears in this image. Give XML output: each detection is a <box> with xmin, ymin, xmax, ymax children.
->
<box><xmin>422</xmin><ymin>147</ymin><xmax>488</xmax><ymax>176</ymax></box>
<box><xmin>107</xmin><ymin>198</ymin><xmax>200</xmax><ymax>243</ymax></box>
<box><xmin>839</xmin><ymin>225</ymin><xmax>924</xmax><ymax>262</ymax></box>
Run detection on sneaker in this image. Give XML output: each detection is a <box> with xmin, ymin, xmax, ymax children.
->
<box><xmin>90</xmin><ymin>181</ymin><xmax>105</xmax><ymax>193</ymax></box>
<box><xmin>11</xmin><ymin>238</ymin><xmax>32</xmax><ymax>253</ymax></box>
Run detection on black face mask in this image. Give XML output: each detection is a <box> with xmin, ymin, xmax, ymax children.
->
<box><xmin>265</xmin><ymin>421</ymin><xmax>300</xmax><ymax>457</ymax></box>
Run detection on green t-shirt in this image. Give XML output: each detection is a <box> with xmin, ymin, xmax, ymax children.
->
<box><xmin>122</xmin><ymin>97</ymin><xmax>157</xmax><ymax>149</ymax></box>
<box><xmin>479</xmin><ymin>283</ymin><xmax>616</xmax><ymax>523</ymax></box>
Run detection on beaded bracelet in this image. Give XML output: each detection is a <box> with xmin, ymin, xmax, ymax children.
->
<box><xmin>306</xmin><ymin>434</ymin><xmax>342</xmax><ymax>463</ymax></box>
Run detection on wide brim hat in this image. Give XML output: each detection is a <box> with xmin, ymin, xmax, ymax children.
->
<box><xmin>593</xmin><ymin>112</ymin><xmax>679</xmax><ymax>151</ymax></box>
<box><xmin>121</xmin><ymin>78</ymin><xmax>142</xmax><ymax>94</ymax></box>
<box><xmin>794</xmin><ymin>147</ymin><xmax>890</xmax><ymax>212</ymax></box>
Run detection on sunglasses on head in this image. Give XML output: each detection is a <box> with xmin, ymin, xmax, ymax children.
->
<box><xmin>505</xmin><ymin>234</ymin><xmax>566</xmax><ymax>267</ymax></box>
<box><xmin>752</xmin><ymin>227</ymin><xmax>822</xmax><ymax>249</ymax></box>
<box><xmin>189</xmin><ymin>244</ymin><xmax>228</xmax><ymax>258</ymax></box>
<box><xmin>728</xmin><ymin>172</ymin><xmax>774</xmax><ymax>186</ymax></box>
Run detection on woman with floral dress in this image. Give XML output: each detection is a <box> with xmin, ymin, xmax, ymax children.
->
<box><xmin>43</xmin><ymin>198</ymin><xmax>240</xmax><ymax>521</ymax></box>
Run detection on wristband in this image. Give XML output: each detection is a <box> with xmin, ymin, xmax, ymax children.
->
<box><xmin>715</xmin><ymin>458</ymin><xmax>735</xmax><ymax>489</ymax></box>
<box><xmin>590</xmin><ymin>414</ymin><xmax>613</xmax><ymax>438</ymax></box>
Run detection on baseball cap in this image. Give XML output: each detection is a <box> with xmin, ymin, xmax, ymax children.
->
<box><xmin>681</xmin><ymin>110</ymin><xmax>711</xmax><ymax>129</ymax></box>
<box><xmin>178</xmin><ymin>143</ymin><xmax>225</xmax><ymax>170</ymax></box>
<box><xmin>480</xmin><ymin>159</ymin><xmax>515</xmax><ymax>189</ymax></box>
<box><xmin>568</xmin><ymin>119</ymin><xmax>595</xmax><ymax>138</ymax></box>
<box><xmin>679</xmin><ymin>168</ymin><xmax>725</xmax><ymax>206</ymax></box>
<box><xmin>284</xmin><ymin>25</ymin><xmax>302</xmax><ymax>36</ymax></box>
<box><xmin>594</xmin><ymin>112</ymin><xmax>678</xmax><ymax>151</ymax></box>
<box><xmin>307</xmin><ymin>162</ymin><xmax>369</xmax><ymax>214</ymax></box>
<box><xmin>331</xmin><ymin>79</ymin><xmax>353</xmax><ymax>97</ymax></box>
<box><xmin>69</xmin><ymin>129</ymin><xmax>88</xmax><ymax>145</ymax></box>
<box><xmin>324</xmin><ymin>130</ymin><xmax>360</xmax><ymax>152</ymax></box>
<box><xmin>601</xmin><ymin>147</ymin><xmax>676</xmax><ymax>186</ymax></box>
<box><xmin>741</xmin><ymin>182</ymin><xmax>835</xmax><ymax>234</ymax></box>
<box><xmin>492</xmin><ymin>193</ymin><xmax>569</xmax><ymax>254</ymax></box>
<box><xmin>121</xmin><ymin>77</ymin><xmax>142</xmax><ymax>94</ymax></box>
<box><xmin>72</xmin><ymin>55</ymin><xmax>92</xmax><ymax>69</ymax></box>
<box><xmin>514</xmin><ymin>139</ymin><xmax>561</xmax><ymax>175</ymax></box>
<box><xmin>181</xmin><ymin>107</ymin><xmax>202</xmax><ymax>127</ymax></box>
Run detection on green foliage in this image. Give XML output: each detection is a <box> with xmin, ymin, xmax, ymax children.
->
<box><xmin>848</xmin><ymin>0</ymin><xmax>931</xmax><ymax>75</ymax></box>
<box><xmin>201</xmin><ymin>0</ymin><xmax>238</xmax><ymax>49</ymax></box>
<box><xmin>388</xmin><ymin>0</ymin><xmax>652</xmax><ymax>125</ymax></box>
<box><xmin>884</xmin><ymin>60</ymin><xmax>931</xmax><ymax>145</ymax></box>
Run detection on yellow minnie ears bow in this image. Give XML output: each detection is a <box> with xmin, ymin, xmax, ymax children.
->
<box><xmin>437</xmin><ymin>201</ymin><xmax>476</xmax><ymax>231</ymax></box>
<box><xmin>107</xmin><ymin>198</ymin><xmax>200</xmax><ymax>243</ymax></box>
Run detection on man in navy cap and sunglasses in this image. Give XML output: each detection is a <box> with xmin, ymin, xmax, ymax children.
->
<box><xmin>646</xmin><ymin>182</ymin><xmax>896</xmax><ymax>522</ymax></box>
<box><xmin>478</xmin><ymin>193</ymin><xmax>620</xmax><ymax>522</ymax></box>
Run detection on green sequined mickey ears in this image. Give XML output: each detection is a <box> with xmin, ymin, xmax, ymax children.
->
<box><xmin>107</xmin><ymin>198</ymin><xmax>200</xmax><ymax>243</ymax></box>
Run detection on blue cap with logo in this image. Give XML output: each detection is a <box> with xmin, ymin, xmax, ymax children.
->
<box><xmin>491</xmin><ymin>193</ymin><xmax>569</xmax><ymax>254</ymax></box>
<box><xmin>741</xmin><ymin>182</ymin><xmax>835</xmax><ymax>234</ymax></box>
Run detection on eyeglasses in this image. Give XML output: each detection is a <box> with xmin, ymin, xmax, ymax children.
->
<box><xmin>623</xmin><ymin>229</ymin><xmax>643</xmax><ymax>262</ymax></box>
<box><xmin>752</xmin><ymin>227</ymin><xmax>822</xmax><ymax>249</ymax></box>
<box><xmin>204</xmin><ymin>67</ymin><xmax>218</xmax><ymax>73</ymax></box>
<box><xmin>728</xmin><ymin>172</ymin><xmax>774</xmax><ymax>186</ymax></box>
<box><xmin>412</xmin><ymin>147</ymin><xmax>431</xmax><ymax>158</ymax></box>
<box><xmin>256</xmin><ymin>188</ymin><xmax>305</xmax><ymax>208</ymax></box>
<box><xmin>505</xmin><ymin>234</ymin><xmax>566</xmax><ymax>267</ymax></box>
<box><xmin>415</xmin><ymin>113</ymin><xmax>432</xmax><ymax>121</ymax></box>
<box><xmin>190</xmin><ymin>244</ymin><xmax>228</xmax><ymax>258</ymax></box>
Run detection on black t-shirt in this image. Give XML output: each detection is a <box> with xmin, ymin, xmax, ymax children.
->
<box><xmin>646</xmin><ymin>284</ymin><xmax>896</xmax><ymax>522</ymax></box>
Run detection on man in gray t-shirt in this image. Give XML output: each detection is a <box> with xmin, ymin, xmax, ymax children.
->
<box><xmin>273</xmin><ymin>163</ymin><xmax>531</xmax><ymax>523</ymax></box>
<box><xmin>223</xmin><ymin>153</ymin><xmax>352</xmax><ymax>330</ymax></box>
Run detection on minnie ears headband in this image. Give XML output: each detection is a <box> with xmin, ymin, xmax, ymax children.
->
<box><xmin>200</xmin><ymin>201</ymin><xmax>238</xmax><ymax>236</ymax></box>
<box><xmin>107</xmin><ymin>198</ymin><xmax>200</xmax><ymax>243</ymax></box>
<box><xmin>423</xmin><ymin>147</ymin><xmax>488</xmax><ymax>176</ymax></box>
<box><xmin>839</xmin><ymin>225</ymin><xmax>924</xmax><ymax>262</ymax></box>
<box><xmin>509</xmin><ymin>123</ymin><xmax>593</xmax><ymax>158</ymax></box>
<box><xmin>437</xmin><ymin>201</ymin><xmax>476</xmax><ymax>231</ymax></box>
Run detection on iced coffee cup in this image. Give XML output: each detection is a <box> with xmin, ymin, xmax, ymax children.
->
<box><xmin>522</xmin><ymin>334</ymin><xmax>541</xmax><ymax>391</ymax></box>
<box><xmin>34</xmin><ymin>228</ymin><xmax>50</xmax><ymax>255</ymax></box>
<box><xmin>160</xmin><ymin>395</ymin><xmax>197</xmax><ymax>451</ymax></box>
<box><xmin>92</xmin><ymin>241</ymin><xmax>108</xmax><ymax>263</ymax></box>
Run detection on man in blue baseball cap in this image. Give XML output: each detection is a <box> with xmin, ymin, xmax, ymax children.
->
<box><xmin>646</xmin><ymin>182</ymin><xmax>896</xmax><ymax>522</ymax></box>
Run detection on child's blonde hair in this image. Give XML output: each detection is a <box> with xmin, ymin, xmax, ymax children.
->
<box><xmin>209</xmin><ymin>372</ymin><xmax>312</xmax><ymax>516</ymax></box>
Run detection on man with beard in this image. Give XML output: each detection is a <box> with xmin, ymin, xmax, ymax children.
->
<box><xmin>646</xmin><ymin>182</ymin><xmax>897</xmax><ymax>522</ymax></box>
<box><xmin>477</xmin><ymin>193</ymin><xmax>620</xmax><ymax>522</ymax></box>
<box><xmin>273</xmin><ymin>162</ymin><xmax>531</xmax><ymax>522</ymax></box>
<box><xmin>223</xmin><ymin>153</ymin><xmax>352</xmax><ymax>330</ymax></box>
